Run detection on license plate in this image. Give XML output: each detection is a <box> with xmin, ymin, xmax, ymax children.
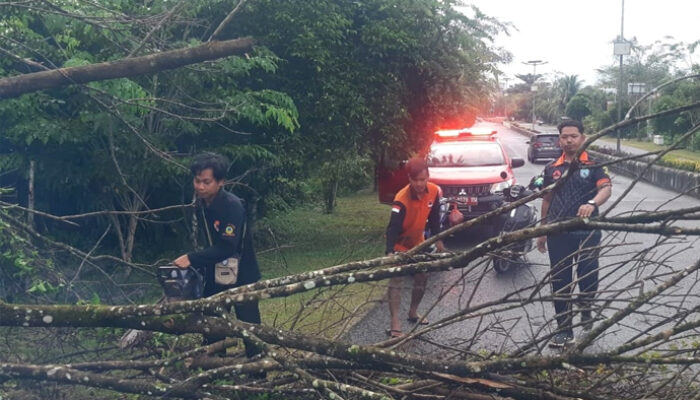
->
<box><xmin>457</xmin><ymin>196</ymin><xmax>478</xmax><ymax>205</ymax></box>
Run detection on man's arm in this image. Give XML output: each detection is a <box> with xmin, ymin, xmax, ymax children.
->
<box><xmin>593</xmin><ymin>184</ymin><xmax>612</xmax><ymax>206</ymax></box>
<box><xmin>536</xmin><ymin>191</ymin><xmax>552</xmax><ymax>253</ymax></box>
<box><xmin>577</xmin><ymin>165</ymin><xmax>612</xmax><ymax>217</ymax></box>
<box><xmin>385</xmin><ymin>202</ymin><xmax>406</xmax><ymax>254</ymax></box>
<box><xmin>427</xmin><ymin>192</ymin><xmax>445</xmax><ymax>252</ymax></box>
<box><xmin>175</xmin><ymin>199</ymin><xmax>245</xmax><ymax>268</ymax></box>
<box><xmin>540</xmin><ymin>191</ymin><xmax>552</xmax><ymax>224</ymax></box>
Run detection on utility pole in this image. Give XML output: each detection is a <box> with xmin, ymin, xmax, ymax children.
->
<box><xmin>522</xmin><ymin>60</ymin><xmax>547</xmax><ymax>131</ymax></box>
<box><xmin>613</xmin><ymin>0</ymin><xmax>630</xmax><ymax>153</ymax></box>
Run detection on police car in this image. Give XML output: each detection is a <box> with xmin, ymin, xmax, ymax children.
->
<box><xmin>378</xmin><ymin>125</ymin><xmax>525</xmax><ymax>231</ymax></box>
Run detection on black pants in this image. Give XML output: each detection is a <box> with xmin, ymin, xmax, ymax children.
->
<box><xmin>547</xmin><ymin>232</ymin><xmax>600</xmax><ymax>333</ymax></box>
<box><xmin>200</xmin><ymin>266</ymin><xmax>262</xmax><ymax>357</ymax></box>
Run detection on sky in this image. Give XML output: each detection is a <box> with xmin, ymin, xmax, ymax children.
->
<box><xmin>460</xmin><ymin>0</ymin><xmax>700</xmax><ymax>88</ymax></box>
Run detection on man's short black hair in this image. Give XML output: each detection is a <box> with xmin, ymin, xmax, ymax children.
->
<box><xmin>557</xmin><ymin>119</ymin><xmax>584</xmax><ymax>135</ymax></box>
<box><xmin>190</xmin><ymin>152</ymin><xmax>229</xmax><ymax>181</ymax></box>
<box><xmin>406</xmin><ymin>158</ymin><xmax>429</xmax><ymax>180</ymax></box>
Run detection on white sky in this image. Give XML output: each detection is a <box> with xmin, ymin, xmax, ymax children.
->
<box><xmin>461</xmin><ymin>0</ymin><xmax>700</xmax><ymax>87</ymax></box>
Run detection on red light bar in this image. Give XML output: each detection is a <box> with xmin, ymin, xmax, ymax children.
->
<box><xmin>434</xmin><ymin>128</ymin><xmax>497</xmax><ymax>140</ymax></box>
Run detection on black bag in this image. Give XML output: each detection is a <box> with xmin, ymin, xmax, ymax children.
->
<box><xmin>157</xmin><ymin>265</ymin><xmax>203</xmax><ymax>300</ymax></box>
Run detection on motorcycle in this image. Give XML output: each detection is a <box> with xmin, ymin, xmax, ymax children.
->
<box><xmin>438</xmin><ymin>183</ymin><xmax>537</xmax><ymax>273</ymax></box>
<box><xmin>490</xmin><ymin>184</ymin><xmax>538</xmax><ymax>273</ymax></box>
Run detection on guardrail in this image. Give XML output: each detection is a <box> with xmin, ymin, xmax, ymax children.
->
<box><xmin>504</xmin><ymin>122</ymin><xmax>700</xmax><ymax>199</ymax></box>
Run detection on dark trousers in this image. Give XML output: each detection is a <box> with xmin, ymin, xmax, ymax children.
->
<box><xmin>200</xmin><ymin>265</ymin><xmax>262</xmax><ymax>357</ymax></box>
<box><xmin>547</xmin><ymin>232</ymin><xmax>600</xmax><ymax>333</ymax></box>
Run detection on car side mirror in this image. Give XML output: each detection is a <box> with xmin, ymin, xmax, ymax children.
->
<box><xmin>511</xmin><ymin>158</ymin><xmax>525</xmax><ymax>168</ymax></box>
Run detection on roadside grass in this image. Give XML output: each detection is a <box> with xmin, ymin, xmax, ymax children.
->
<box><xmin>256</xmin><ymin>190</ymin><xmax>390</xmax><ymax>338</ymax></box>
<box><xmin>598</xmin><ymin>136</ymin><xmax>700</xmax><ymax>163</ymax></box>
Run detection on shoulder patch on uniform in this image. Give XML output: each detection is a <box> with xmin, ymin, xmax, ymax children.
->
<box><xmin>223</xmin><ymin>224</ymin><xmax>236</xmax><ymax>237</ymax></box>
<box><xmin>391</xmin><ymin>205</ymin><xmax>401</xmax><ymax>213</ymax></box>
<box><xmin>580</xmin><ymin>168</ymin><xmax>590</xmax><ymax>178</ymax></box>
<box><xmin>552</xmin><ymin>170</ymin><xmax>562</xmax><ymax>180</ymax></box>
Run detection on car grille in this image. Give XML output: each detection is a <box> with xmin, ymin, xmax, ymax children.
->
<box><xmin>441</xmin><ymin>184</ymin><xmax>491</xmax><ymax>197</ymax></box>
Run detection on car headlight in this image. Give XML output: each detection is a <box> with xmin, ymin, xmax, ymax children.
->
<box><xmin>491</xmin><ymin>180</ymin><xmax>511</xmax><ymax>193</ymax></box>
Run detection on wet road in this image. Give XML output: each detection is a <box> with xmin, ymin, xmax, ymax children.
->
<box><xmin>346</xmin><ymin>122</ymin><xmax>700</xmax><ymax>356</ymax></box>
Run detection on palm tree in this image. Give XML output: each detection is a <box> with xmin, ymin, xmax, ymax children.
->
<box><xmin>556</xmin><ymin>74</ymin><xmax>583</xmax><ymax>112</ymax></box>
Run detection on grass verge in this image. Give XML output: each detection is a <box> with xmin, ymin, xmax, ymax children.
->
<box><xmin>597</xmin><ymin>136</ymin><xmax>700</xmax><ymax>163</ymax></box>
<box><xmin>256</xmin><ymin>190</ymin><xmax>389</xmax><ymax>338</ymax></box>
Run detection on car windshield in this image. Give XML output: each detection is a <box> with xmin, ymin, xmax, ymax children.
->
<box><xmin>535</xmin><ymin>135</ymin><xmax>559</xmax><ymax>145</ymax></box>
<box><xmin>427</xmin><ymin>142</ymin><xmax>505</xmax><ymax>167</ymax></box>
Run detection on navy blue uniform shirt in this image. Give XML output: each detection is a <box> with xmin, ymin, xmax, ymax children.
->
<box><xmin>541</xmin><ymin>151</ymin><xmax>611</xmax><ymax>231</ymax></box>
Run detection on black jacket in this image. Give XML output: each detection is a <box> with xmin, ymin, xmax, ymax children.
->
<box><xmin>188</xmin><ymin>189</ymin><xmax>261</xmax><ymax>287</ymax></box>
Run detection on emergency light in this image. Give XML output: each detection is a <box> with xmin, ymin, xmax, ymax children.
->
<box><xmin>434</xmin><ymin>128</ymin><xmax>497</xmax><ymax>141</ymax></box>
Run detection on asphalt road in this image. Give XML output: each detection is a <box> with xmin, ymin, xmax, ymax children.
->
<box><xmin>346</xmin><ymin>122</ymin><xmax>700</xmax><ymax>356</ymax></box>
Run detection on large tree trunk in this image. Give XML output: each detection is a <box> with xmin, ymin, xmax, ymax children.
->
<box><xmin>0</xmin><ymin>37</ymin><xmax>254</xmax><ymax>99</ymax></box>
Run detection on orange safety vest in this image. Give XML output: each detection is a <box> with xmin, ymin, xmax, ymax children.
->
<box><xmin>392</xmin><ymin>182</ymin><xmax>440</xmax><ymax>252</ymax></box>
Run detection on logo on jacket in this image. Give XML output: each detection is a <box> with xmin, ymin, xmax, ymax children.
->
<box><xmin>552</xmin><ymin>170</ymin><xmax>562</xmax><ymax>180</ymax></box>
<box><xmin>580</xmin><ymin>168</ymin><xmax>590</xmax><ymax>179</ymax></box>
<box><xmin>213</xmin><ymin>220</ymin><xmax>220</xmax><ymax>231</ymax></box>
<box><xmin>223</xmin><ymin>224</ymin><xmax>236</xmax><ymax>237</ymax></box>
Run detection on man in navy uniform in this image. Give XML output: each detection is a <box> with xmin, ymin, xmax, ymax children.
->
<box><xmin>535</xmin><ymin>120</ymin><xmax>612</xmax><ymax>347</ymax></box>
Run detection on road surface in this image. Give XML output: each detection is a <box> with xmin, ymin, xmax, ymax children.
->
<box><xmin>346</xmin><ymin>121</ymin><xmax>700</xmax><ymax>356</ymax></box>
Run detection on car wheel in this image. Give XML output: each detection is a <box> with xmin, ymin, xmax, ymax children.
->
<box><xmin>493</xmin><ymin>257</ymin><xmax>511</xmax><ymax>273</ymax></box>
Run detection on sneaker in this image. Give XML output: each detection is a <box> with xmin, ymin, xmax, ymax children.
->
<box><xmin>549</xmin><ymin>331</ymin><xmax>575</xmax><ymax>348</ymax></box>
<box><xmin>581</xmin><ymin>312</ymin><xmax>594</xmax><ymax>331</ymax></box>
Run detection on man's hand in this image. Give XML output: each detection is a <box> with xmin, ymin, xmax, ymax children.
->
<box><xmin>436</xmin><ymin>240</ymin><xmax>446</xmax><ymax>253</ymax></box>
<box><xmin>536</xmin><ymin>236</ymin><xmax>547</xmax><ymax>253</ymax></box>
<box><xmin>173</xmin><ymin>254</ymin><xmax>191</xmax><ymax>269</ymax></box>
<box><xmin>577</xmin><ymin>204</ymin><xmax>596</xmax><ymax>218</ymax></box>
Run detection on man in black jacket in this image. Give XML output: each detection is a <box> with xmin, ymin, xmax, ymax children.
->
<box><xmin>174</xmin><ymin>152</ymin><xmax>262</xmax><ymax>357</ymax></box>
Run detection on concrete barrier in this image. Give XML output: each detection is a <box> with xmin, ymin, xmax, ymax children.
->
<box><xmin>508</xmin><ymin>122</ymin><xmax>540</xmax><ymax>136</ymax></box>
<box><xmin>502</xmin><ymin>122</ymin><xmax>700</xmax><ymax>199</ymax></box>
<box><xmin>588</xmin><ymin>150</ymin><xmax>700</xmax><ymax>199</ymax></box>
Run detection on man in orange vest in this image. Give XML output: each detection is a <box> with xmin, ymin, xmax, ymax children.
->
<box><xmin>385</xmin><ymin>158</ymin><xmax>445</xmax><ymax>338</ymax></box>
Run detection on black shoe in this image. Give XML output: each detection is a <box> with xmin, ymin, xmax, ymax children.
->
<box><xmin>549</xmin><ymin>331</ymin><xmax>575</xmax><ymax>348</ymax></box>
<box><xmin>581</xmin><ymin>312</ymin><xmax>594</xmax><ymax>331</ymax></box>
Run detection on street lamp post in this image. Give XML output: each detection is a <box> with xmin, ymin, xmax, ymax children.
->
<box><xmin>613</xmin><ymin>0</ymin><xmax>630</xmax><ymax>153</ymax></box>
<box><xmin>522</xmin><ymin>60</ymin><xmax>547</xmax><ymax>131</ymax></box>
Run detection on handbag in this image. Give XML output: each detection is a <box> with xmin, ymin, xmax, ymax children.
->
<box><xmin>203</xmin><ymin>208</ymin><xmax>246</xmax><ymax>287</ymax></box>
<box><xmin>214</xmin><ymin>257</ymin><xmax>239</xmax><ymax>286</ymax></box>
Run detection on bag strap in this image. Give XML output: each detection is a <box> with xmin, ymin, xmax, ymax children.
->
<box><xmin>201</xmin><ymin>207</ymin><xmax>214</xmax><ymax>247</ymax></box>
<box><xmin>200</xmin><ymin>205</ymin><xmax>246</xmax><ymax>254</ymax></box>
